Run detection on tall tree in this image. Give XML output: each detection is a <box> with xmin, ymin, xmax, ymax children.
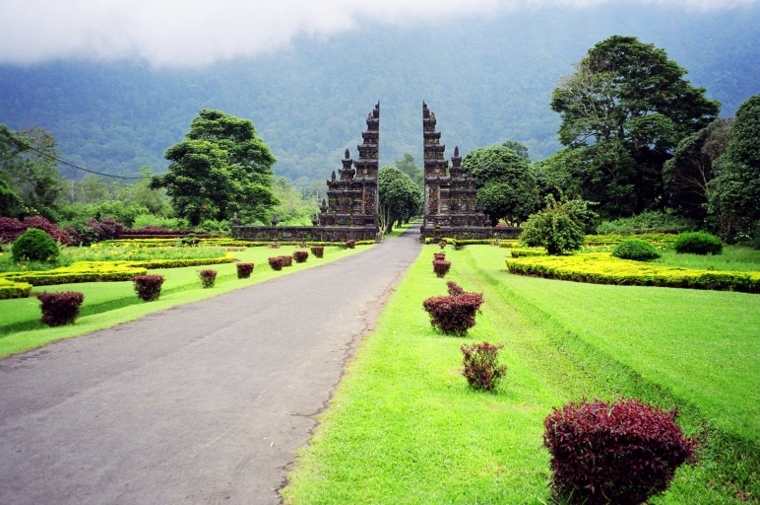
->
<box><xmin>462</xmin><ymin>145</ymin><xmax>540</xmax><ymax>226</ymax></box>
<box><xmin>151</xmin><ymin>110</ymin><xmax>278</xmax><ymax>226</ymax></box>
<box><xmin>502</xmin><ymin>141</ymin><xmax>531</xmax><ymax>161</ymax></box>
<box><xmin>395</xmin><ymin>153</ymin><xmax>423</xmax><ymax>189</ymax></box>
<box><xmin>378</xmin><ymin>166</ymin><xmax>422</xmax><ymax>234</ymax></box>
<box><xmin>550</xmin><ymin>35</ymin><xmax>720</xmax><ymax>219</ymax></box>
<box><xmin>708</xmin><ymin>94</ymin><xmax>760</xmax><ymax>242</ymax></box>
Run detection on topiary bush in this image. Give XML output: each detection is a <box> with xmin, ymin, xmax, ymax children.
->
<box><xmin>268</xmin><ymin>257</ymin><xmax>284</xmax><ymax>271</ymax></box>
<box><xmin>674</xmin><ymin>232</ymin><xmax>723</xmax><ymax>255</ymax></box>
<box><xmin>12</xmin><ymin>228</ymin><xmax>60</xmax><ymax>263</ymax></box>
<box><xmin>236</xmin><ymin>262</ymin><xmax>254</xmax><ymax>279</ymax></box>
<box><xmin>433</xmin><ymin>252</ymin><xmax>446</xmax><ymax>261</ymax></box>
<box><xmin>37</xmin><ymin>291</ymin><xmax>85</xmax><ymax>326</ymax></box>
<box><xmin>310</xmin><ymin>245</ymin><xmax>324</xmax><ymax>258</ymax></box>
<box><xmin>611</xmin><ymin>239</ymin><xmax>661</xmax><ymax>261</ymax></box>
<box><xmin>132</xmin><ymin>275</ymin><xmax>165</xmax><ymax>302</ymax></box>
<box><xmin>461</xmin><ymin>341</ymin><xmax>507</xmax><ymax>391</ymax></box>
<box><xmin>422</xmin><ymin>286</ymin><xmax>484</xmax><ymax>336</ymax></box>
<box><xmin>446</xmin><ymin>281</ymin><xmax>465</xmax><ymax>296</ymax></box>
<box><xmin>280</xmin><ymin>255</ymin><xmax>293</xmax><ymax>267</ymax></box>
<box><xmin>543</xmin><ymin>399</ymin><xmax>696</xmax><ymax>505</ymax></box>
<box><xmin>293</xmin><ymin>250</ymin><xmax>309</xmax><ymax>263</ymax></box>
<box><xmin>198</xmin><ymin>269</ymin><xmax>217</xmax><ymax>288</ymax></box>
<box><xmin>433</xmin><ymin>259</ymin><xmax>451</xmax><ymax>278</ymax></box>
<box><xmin>345</xmin><ymin>239</ymin><xmax>356</xmax><ymax>249</ymax></box>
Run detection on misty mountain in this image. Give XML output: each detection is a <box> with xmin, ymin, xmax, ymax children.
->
<box><xmin>1</xmin><ymin>3</ymin><xmax>758</xmax><ymax>186</ymax></box>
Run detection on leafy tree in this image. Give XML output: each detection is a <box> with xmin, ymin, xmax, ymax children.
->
<box><xmin>0</xmin><ymin>125</ymin><xmax>64</xmax><ymax>220</ymax></box>
<box><xmin>550</xmin><ymin>36</ymin><xmax>720</xmax><ymax>219</ymax></box>
<box><xmin>151</xmin><ymin>109</ymin><xmax>278</xmax><ymax>226</ymax></box>
<box><xmin>502</xmin><ymin>140</ymin><xmax>531</xmax><ymax>161</ymax></box>
<box><xmin>378</xmin><ymin>166</ymin><xmax>423</xmax><ymax>234</ymax></box>
<box><xmin>395</xmin><ymin>153</ymin><xmax>423</xmax><ymax>189</ymax></box>
<box><xmin>663</xmin><ymin>118</ymin><xmax>733</xmax><ymax>220</ymax></box>
<box><xmin>462</xmin><ymin>145</ymin><xmax>540</xmax><ymax>226</ymax></box>
<box><xmin>708</xmin><ymin>94</ymin><xmax>760</xmax><ymax>242</ymax></box>
<box><xmin>520</xmin><ymin>194</ymin><xmax>595</xmax><ymax>255</ymax></box>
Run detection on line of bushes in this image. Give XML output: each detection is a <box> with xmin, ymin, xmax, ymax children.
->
<box><xmin>0</xmin><ymin>262</ymin><xmax>148</xmax><ymax>286</ymax></box>
<box><xmin>506</xmin><ymin>253</ymin><xmax>760</xmax><ymax>293</ymax></box>
<box><xmin>0</xmin><ymin>278</ymin><xmax>33</xmax><ymax>299</ymax></box>
<box><xmin>584</xmin><ymin>233</ymin><xmax>679</xmax><ymax>247</ymax></box>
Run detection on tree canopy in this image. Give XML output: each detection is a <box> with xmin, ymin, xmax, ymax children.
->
<box><xmin>395</xmin><ymin>153</ymin><xmax>423</xmax><ymax>189</ymax></box>
<box><xmin>462</xmin><ymin>145</ymin><xmax>540</xmax><ymax>226</ymax></box>
<box><xmin>378</xmin><ymin>165</ymin><xmax>422</xmax><ymax>234</ymax></box>
<box><xmin>550</xmin><ymin>35</ymin><xmax>720</xmax><ymax>219</ymax></box>
<box><xmin>151</xmin><ymin>110</ymin><xmax>278</xmax><ymax>226</ymax></box>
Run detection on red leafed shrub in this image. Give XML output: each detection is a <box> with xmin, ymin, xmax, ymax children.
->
<box><xmin>198</xmin><ymin>269</ymin><xmax>217</xmax><ymax>288</ymax></box>
<box><xmin>280</xmin><ymin>255</ymin><xmax>293</xmax><ymax>267</ymax></box>
<box><xmin>132</xmin><ymin>275</ymin><xmax>165</xmax><ymax>302</ymax></box>
<box><xmin>268</xmin><ymin>257</ymin><xmax>284</xmax><ymax>271</ymax></box>
<box><xmin>543</xmin><ymin>399</ymin><xmax>697</xmax><ymax>505</ymax></box>
<box><xmin>37</xmin><ymin>291</ymin><xmax>84</xmax><ymax>326</ymax></box>
<box><xmin>433</xmin><ymin>252</ymin><xmax>446</xmax><ymax>261</ymax></box>
<box><xmin>0</xmin><ymin>216</ymin><xmax>71</xmax><ymax>245</ymax></box>
<box><xmin>461</xmin><ymin>341</ymin><xmax>507</xmax><ymax>391</ymax></box>
<box><xmin>433</xmin><ymin>260</ymin><xmax>451</xmax><ymax>278</ymax></box>
<box><xmin>310</xmin><ymin>246</ymin><xmax>324</xmax><ymax>258</ymax></box>
<box><xmin>446</xmin><ymin>281</ymin><xmax>465</xmax><ymax>296</ymax></box>
<box><xmin>87</xmin><ymin>218</ymin><xmax>124</xmax><ymax>242</ymax></box>
<box><xmin>236</xmin><ymin>262</ymin><xmax>254</xmax><ymax>279</ymax></box>
<box><xmin>293</xmin><ymin>250</ymin><xmax>309</xmax><ymax>263</ymax></box>
<box><xmin>422</xmin><ymin>289</ymin><xmax>484</xmax><ymax>336</ymax></box>
<box><xmin>345</xmin><ymin>239</ymin><xmax>356</xmax><ymax>249</ymax></box>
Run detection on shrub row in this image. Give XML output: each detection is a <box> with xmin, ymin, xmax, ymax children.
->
<box><xmin>506</xmin><ymin>253</ymin><xmax>760</xmax><ymax>293</ymax></box>
<box><xmin>121</xmin><ymin>255</ymin><xmax>233</xmax><ymax>269</ymax></box>
<box><xmin>0</xmin><ymin>262</ymin><xmax>148</xmax><ymax>286</ymax></box>
<box><xmin>508</xmin><ymin>247</ymin><xmax>547</xmax><ymax>258</ymax></box>
<box><xmin>584</xmin><ymin>233</ymin><xmax>678</xmax><ymax>247</ymax></box>
<box><xmin>674</xmin><ymin>231</ymin><xmax>723</xmax><ymax>255</ymax></box>
<box><xmin>0</xmin><ymin>278</ymin><xmax>33</xmax><ymax>299</ymax></box>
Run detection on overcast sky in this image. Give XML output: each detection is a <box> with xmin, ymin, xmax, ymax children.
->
<box><xmin>0</xmin><ymin>0</ymin><xmax>757</xmax><ymax>68</ymax></box>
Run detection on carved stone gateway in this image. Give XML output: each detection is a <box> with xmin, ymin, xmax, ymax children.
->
<box><xmin>420</xmin><ymin>102</ymin><xmax>521</xmax><ymax>242</ymax></box>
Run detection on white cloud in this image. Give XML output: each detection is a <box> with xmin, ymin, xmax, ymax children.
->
<box><xmin>0</xmin><ymin>0</ymin><xmax>756</xmax><ymax>67</ymax></box>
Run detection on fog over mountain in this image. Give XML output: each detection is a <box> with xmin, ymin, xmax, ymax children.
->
<box><xmin>1</xmin><ymin>2</ymin><xmax>758</xmax><ymax>185</ymax></box>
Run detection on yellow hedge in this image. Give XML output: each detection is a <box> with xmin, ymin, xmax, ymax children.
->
<box><xmin>506</xmin><ymin>253</ymin><xmax>760</xmax><ymax>294</ymax></box>
<box><xmin>0</xmin><ymin>278</ymin><xmax>33</xmax><ymax>299</ymax></box>
<box><xmin>0</xmin><ymin>262</ymin><xmax>148</xmax><ymax>286</ymax></box>
<box><xmin>508</xmin><ymin>248</ymin><xmax>547</xmax><ymax>258</ymax></box>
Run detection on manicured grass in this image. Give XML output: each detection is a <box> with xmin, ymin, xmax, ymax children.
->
<box><xmin>383</xmin><ymin>220</ymin><xmax>420</xmax><ymax>238</ymax></box>
<box><xmin>653</xmin><ymin>245</ymin><xmax>760</xmax><ymax>272</ymax></box>
<box><xmin>0</xmin><ymin>244</ymin><xmax>370</xmax><ymax>358</ymax></box>
<box><xmin>283</xmin><ymin>245</ymin><xmax>757</xmax><ymax>504</ymax></box>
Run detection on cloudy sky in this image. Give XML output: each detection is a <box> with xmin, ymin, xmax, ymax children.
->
<box><xmin>0</xmin><ymin>0</ymin><xmax>757</xmax><ymax>67</ymax></box>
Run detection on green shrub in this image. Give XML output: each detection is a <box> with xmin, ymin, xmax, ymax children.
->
<box><xmin>0</xmin><ymin>278</ymin><xmax>33</xmax><ymax>299</ymax></box>
<box><xmin>674</xmin><ymin>232</ymin><xmax>723</xmax><ymax>255</ymax></box>
<box><xmin>520</xmin><ymin>194</ymin><xmax>594</xmax><ymax>255</ymax></box>
<box><xmin>611</xmin><ymin>239</ymin><xmax>661</xmax><ymax>261</ymax></box>
<box><xmin>596</xmin><ymin>211</ymin><xmax>696</xmax><ymax>234</ymax></box>
<box><xmin>12</xmin><ymin>228</ymin><xmax>59</xmax><ymax>263</ymax></box>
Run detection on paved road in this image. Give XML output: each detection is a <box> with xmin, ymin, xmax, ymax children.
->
<box><xmin>0</xmin><ymin>230</ymin><xmax>421</xmax><ymax>505</ymax></box>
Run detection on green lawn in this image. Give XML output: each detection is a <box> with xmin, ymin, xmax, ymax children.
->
<box><xmin>653</xmin><ymin>245</ymin><xmax>760</xmax><ymax>272</ymax></box>
<box><xmin>283</xmin><ymin>245</ymin><xmax>759</xmax><ymax>504</ymax></box>
<box><xmin>0</xmin><ymin>244</ymin><xmax>369</xmax><ymax>358</ymax></box>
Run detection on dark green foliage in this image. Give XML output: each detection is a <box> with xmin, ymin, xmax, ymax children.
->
<box><xmin>132</xmin><ymin>275</ymin><xmax>165</xmax><ymax>302</ymax></box>
<box><xmin>520</xmin><ymin>194</ymin><xmax>595</xmax><ymax>255</ymax></box>
<box><xmin>395</xmin><ymin>153</ymin><xmax>423</xmax><ymax>188</ymax></box>
<box><xmin>461</xmin><ymin>341</ymin><xmax>507</xmax><ymax>392</ymax></box>
<box><xmin>463</xmin><ymin>145</ymin><xmax>540</xmax><ymax>226</ymax></box>
<box><xmin>293</xmin><ymin>250</ymin><xmax>309</xmax><ymax>263</ymax></box>
<box><xmin>543</xmin><ymin>399</ymin><xmax>695</xmax><ymax>505</ymax></box>
<box><xmin>596</xmin><ymin>211</ymin><xmax>696</xmax><ymax>235</ymax></box>
<box><xmin>151</xmin><ymin>109</ymin><xmax>278</xmax><ymax>226</ymax></box>
<box><xmin>37</xmin><ymin>291</ymin><xmax>84</xmax><ymax>326</ymax></box>
<box><xmin>422</xmin><ymin>284</ymin><xmax>484</xmax><ymax>336</ymax></box>
<box><xmin>310</xmin><ymin>246</ymin><xmax>324</xmax><ymax>258</ymax></box>
<box><xmin>12</xmin><ymin>228</ymin><xmax>59</xmax><ymax>263</ymax></box>
<box><xmin>674</xmin><ymin>232</ymin><xmax>723</xmax><ymax>255</ymax></box>
<box><xmin>198</xmin><ymin>269</ymin><xmax>217</xmax><ymax>288</ymax></box>
<box><xmin>550</xmin><ymin>35</ymin><xmax>720</xmax><ymax>219</ymax></box>
<box><xmin>379</xmin><ymin>166</ymin><xmax>423</xmax><ymax>233</ymax></box>
<box><xmin>432</xmin><ymin>260</ymin><xmax>451</xmax><ymax>278</ymax></box>
<box><xmin>501</xmin><ymin>140</ymin><xmax>530</xmax><ymax>161</ymax></box>
<box><xmin>236</xmin><ymin>262</ymin><xmax>254</xmax><ymax>279</ymax></box>
<box><xmin>612</xmin><ymin>239</ymin><xmax>661</xmax><ymax>262</ymax></box>
<box><xmin>268</xmin><ymin>257</ymin><xmax>284</xmax><ymax>271</ymax></box>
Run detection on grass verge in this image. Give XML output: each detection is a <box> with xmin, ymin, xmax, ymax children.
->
<box><xmin>0</xmin><ymin>244</ymin><xmax>370</xmax><ymax>358</ymax></box>
<box><xmin>282</xmin><ymin>245</ymin><xmax>758</xmax><ymax>504</ymax></box>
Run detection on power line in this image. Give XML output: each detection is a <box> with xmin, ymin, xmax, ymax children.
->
<box><xmin>0</xmin><ymin>128</ymin><xmax>142</xmax><ymax>181</ymax></box>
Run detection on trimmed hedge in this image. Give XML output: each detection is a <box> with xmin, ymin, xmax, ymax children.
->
<box><xmin>268</xmin><ymin>257</ymin><xmax>284</xmax><ymax>271</ymax></box>
<box><xmin>674</xmin><ymin>232</ymin><xmax>723</xmax><ymax>255</ymax></box>
<box><xmin>12</xmin><ymin>228</ymin><xmax>60</xmax><ymax>263</ymax></box>
<box><xmin>122</xmin><ymin>255</ymin><xmax>233</xmax><ymax>269</ymax></box>
<box><xmin>611</xmin><ymin>239</ymin><xmax>661</xmax><ymax>261</ymax></box>
<box><xmin>506</xmin><ymin>253</ymin><xmax>760</xmax><ymax>294</ymax></box>
<box><xmin>236</xmin><ymin>262</ymin><xmax>254</xmax><ymax>279</ymax></box>
<box><xmin>0</xmin><ymin>262</ymin><xmax>148</xmax><ymax>286</ymax></box>
<box><xmin>0</xmin><ymin>278</ymin><xmax>33</xmax><ymax>299</ymax></box>
<box><xmin>584</xmin><ymin>233</ymin><xmax>678</xmax><ymax>247</ymax></box>
<box><xmin>508</xmin><ymin>248</ymin><xmax>547</xmax><ymax>258</ymax></box>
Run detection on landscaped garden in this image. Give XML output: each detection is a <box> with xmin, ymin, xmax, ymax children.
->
<box><xmin>282</xmin><ymin>240</ymin><xmax>760</xmax><ymax>504</ymax></box>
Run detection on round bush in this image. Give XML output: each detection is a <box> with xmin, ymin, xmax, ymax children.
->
<box><xmin>674</xmin><ymin>232</ymin><xmax>723</xmax><ymax>255</ymax></box>
<box><xmin>611</xmin><ymin>239</ymin><xmax>661</xmax><ymax>261</ymax></box>
<box><xmin>12</xmin><ymin>228</ymin><xmax>60</xmax><ymax>263</ymax></box>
